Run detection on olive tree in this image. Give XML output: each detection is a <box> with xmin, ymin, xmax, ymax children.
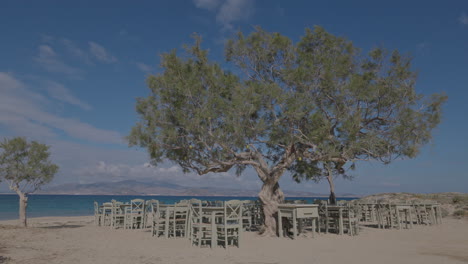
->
<box><xmin>129</xmin><ymin>27</ymin><xmax>446</xmax><ymax>235</ymax></box>
<box><xmin>0</xmin><ymin>137</ymin><xmax>58</xmax><ymax>227</ymax></box>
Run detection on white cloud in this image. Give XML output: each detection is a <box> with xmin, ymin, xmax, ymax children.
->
<box><xmin>34</xmin><ymin>45</ymin><xmax>83</xmax><ymax>78</ymax></box>
<box><xmin>194</xmin><ymin>0</ymin><xmax>220</xmax><ymax>10</ymax></box>
<box><xmin>459</xmin><ymin>12</ymin><xmax>468</xmax><ymax>25</ymax></box>
<box><xmin>44</xmin><ymin>81</ymin><xmax>92</xmax><ymax>110</ymax></box>
<box><xmin>135</xmin><ymin>62</ymin><xmax>153</xmax><ymax>73</ymax></box>
<box><xmin>216</xmin><ymin>0</ymin><xmax>254</xmax><ymax>31</ymax></box>
<box><xmin>193</xmin><ymin>0</ymin><xmax>254</xmax><ymax>31</ymax></box>
<box><xmin>88</xmin><ymin>41</ymin><xmax>117</xmax><ymax>63</ymax></box>
<box><xmin>158</xmin><ymin>165</ymin><xmax>180</xmax><ymax>173</ymax></box>
<box><xmin>0</xmin><ymin>72</ymin><xmax>121</xmax><ymax>144</ymax></box>
<box><xmin>61</xmin><ymin>39</ymin><xmax>93</xmax><ymax>64</ymax></box>
<box><xmin>74</xmin><ymin>159</ymin><xmax>258</xmax><ymax>188</ymax></box>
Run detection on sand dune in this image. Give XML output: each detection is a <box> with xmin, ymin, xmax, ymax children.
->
<box><xmin>0</xmin><ymin>216</ymin><xmax>467</xmax><ymax>264</ymax></box>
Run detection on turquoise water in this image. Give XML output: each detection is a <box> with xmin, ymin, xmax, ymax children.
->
<box><xmin>0</xmin><ymin>194</ymin><xmax>357</xmax><ymax>221</ymax></box>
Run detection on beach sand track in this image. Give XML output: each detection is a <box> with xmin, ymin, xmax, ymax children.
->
<box><xmin>0</xmin><ymin>216</ymin><xmax>467</xmax><ymax>264</ymax></box>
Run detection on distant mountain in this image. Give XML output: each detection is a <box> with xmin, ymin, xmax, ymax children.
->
<box><xmin>38</xmin><ymin>180</ymin><xmax>358</xmax><ymax>197</ymax></box>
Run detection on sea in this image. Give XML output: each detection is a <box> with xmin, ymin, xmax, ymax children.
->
<box><xmin>0</xmin><ymin>194</ymin><xmax>357</xmax><ymax>221</ymax></box>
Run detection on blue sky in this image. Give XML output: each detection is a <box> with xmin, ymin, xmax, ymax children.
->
<box><xmin>0</xmin><ymin>0</ymin><xmax>467</xmax><ymax>195</ymax></box>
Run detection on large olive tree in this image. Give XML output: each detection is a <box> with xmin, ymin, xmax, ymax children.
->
<box><xmin>0</xmin><ymin>137</ymin><xmax>58</xmax><ymax>227</ymax></box>
<box><xmin>129</xmin><ymin>27</ymin><xmax>446</xmax><ymax>235</ymax></box>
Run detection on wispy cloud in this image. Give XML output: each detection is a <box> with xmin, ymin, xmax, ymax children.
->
<box><xmin>43</xmin><ymin>81</ymin><xmax>92</xmax><ymax>110</ymax></box>
<box><xmin>416</xmin><ymin>42</ymin><xmax>430</xmax><ymax>55</ymax></box>
<box><xmin>194</xmin><ymin>0</ymin><xmax>220</xmax><ymax>10</ymax></box>
<box><xmin>34</xmin><ymin>45</ymin><xmax>83</xmax><ymax>78</ymax></box>
<box><xmin>119</xmin><ymin>29</ymin><xmax>140</xmax><ymax>42</ymax></box>
<box><xmin>216</xmin><ymin>0</ymin><xmax>254</xmax><ymax>31</ymax></box>
<box><xmin>459</xmin><ymin>12</ymin><xmax>468</xmax><ymax>25</ymax></box>
<box><xmin>61</xmin><ymin>39</ymin><xmax>93</xmax><ymax>64</ymax></box>
<box><xmin>135</xmin><ymin>62</ymin><xmax>153</xmax><ymax>73</ymax></box>
<box><xmin>88</xmin><ymin>41</ymin><xmax>117</xmax><ymax>63</ymax></box>
<box><xmin>193</xmin><ymin>0</ymin><xmax>255</xmax><ymax>31</ymax></box>
<box><xmin>0</xmin><ymin>72</ymin><xmax>121</xmax><ymax>144</ymax></box>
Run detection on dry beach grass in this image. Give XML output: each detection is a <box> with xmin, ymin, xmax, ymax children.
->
<box><xmin>0</xmin><ymin>215</ymin><xmax>467</xmax><ymax>264</ymax></box>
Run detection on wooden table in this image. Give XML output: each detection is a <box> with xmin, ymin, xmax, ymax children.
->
<box><xmin>277</xmin><ymin>204</ymin><xmax>319</xmax><ymax>239</ymax></box>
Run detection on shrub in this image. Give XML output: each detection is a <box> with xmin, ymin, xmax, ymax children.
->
<box><xmin>453</xmin><ymin>210</ymin><xmax>466</xmax><ymax>217</ymax></box>
<box><xmin>452</xmin><ymin>196</ymin><xmax>463</xmax><ymax>204</ymax></box>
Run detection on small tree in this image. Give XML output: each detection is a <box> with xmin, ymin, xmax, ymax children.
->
<box><xmin>129</xmin><ymin>27</ymin><xmax>446</xmax><ymax>235</ymax></box>
<box><xmin>0</xmin><ymin>137</ymin><xmax>58</xmax><ymax>227</ymax></box>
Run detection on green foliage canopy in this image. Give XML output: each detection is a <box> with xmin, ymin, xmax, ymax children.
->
<box><xmin>0</xmin><ymin>137</ymin><xmax>58</xmax><ymax>194</ymax></box>
<box><xmin>129</xmin><ymin>26</ymin><xmax>446</xmax><ymax>186</ymax></box>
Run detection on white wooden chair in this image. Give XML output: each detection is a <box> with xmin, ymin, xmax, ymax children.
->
<box><xmin>101</xmin><ymin>202</ymin><xmax>113</xmax><ymax>227</ymax></box>
<box><xmin>151</xmin><ymin>200</ymin><xmax>167</xmax><ymax>237</ymax></box>
<box><xmin>111</xmin><ymin>200</ymin><xmax>125</xmax><ymax>228</ymax></box>
<box><xmin>217</xmin><ymin>200</ymin><xmax>242</xmax><ymax>248</ymax></box>
<box><xmin>125</xmin><ymin>199</ymin><xmax>145</xmax><ymax>229</ymax></box>
<box><xmin>189</xmin><ymin>199</ymin><xmax>213</xmax><ymax>247</ymax></box>
<box><xmin>171</xmin><ymin>202</ymin><xmax>190</xmax><ymax>238</ymax></box>
<box><xmin>144</xmin><ymin>199</ymin><xmax>159</xmax><ymax>228</ymax></box>
<box><xmin>94</xmin><ymin>201</ymin><xmax>102</xmax><ymax>226</ymax></box>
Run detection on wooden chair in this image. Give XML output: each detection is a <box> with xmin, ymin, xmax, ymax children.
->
<box><xmin>217</xmin><ymin>200</ymin><xmax>242</xmax><ymax>248</ymax></box>
<box><xmin>190</xmin><ymin>199</ymin><xmax>213</xmax><ymax>247</ymax></box>
<box><xmin>125</xmin><ymin>199</ymin><xmax>145</xmax><ymax>229</ymax></box>
<box><xmin>111</xmin><ymin>200</ymin><xmax>125</xmax><ymax>228</ymax></box>
<box><xmin>251</xmin><ymin>200</ymin><xmax>264</xmax><ymax>228</ymax></box>
<box><xmin>94</xmin><ymin>201</ymin><xmax>102</xmax><ymax>226</ymax></box>
<box><xmin>315</xmin><ymin>200</ymin><xmax>329</xmax><ymax>233</ymax></box>
<box><xmin>241</xmin><ymin>200</ymin><xmax>254</xmax><ymax>231</ymax></box>
<box><xmin>151</xmin><ymin>200</ymin><xmax>169</xmax><ymax>237</ymax></box>
<box><xmin>342</xmin><ymin>205</ymin><xmax>359</xmax><ymax>235</ymax></box>
<box><xmin>376</xmin><ymin>203</ymin><xmax>396</xmax><ymax>229</ymax></box>
<box><xmin>144</xmin><ymin>199</ymin><xmax>159</xmax><ymax>228</ymax></box>
<box><xmin>171</xmin><ymin>202</ymin><xmax>189</xmax><ymax>238</ymax></box>
<box><xmin>101</xmin><ymin>202</ymin><xmax>113</xmax><ymax>227</ymax></box>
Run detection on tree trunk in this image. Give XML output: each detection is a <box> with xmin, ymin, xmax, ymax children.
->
<box><xmin>326</xmin><ymin>173</ymin><xmax>337</xmax><ymax>205</ymax></box>
<box><xmin>18</xmin><ymin>193</ymin><xmax>28</xmax><ymax>227</ymax></box>
<box><xmin>258</xmin><ymin>180</ymin><xmax>284</xmax><ymax>236</ymax></box>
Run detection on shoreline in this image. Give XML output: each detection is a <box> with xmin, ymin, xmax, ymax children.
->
<box><xmin>0</xmin><ymin>215</ymin><xmax>94</xmax><ymax>227</ymax></box>
<box><xmin>0</xmin><ymin>193</ymin><xmax>360</xmax><ymax>198</ymax></box>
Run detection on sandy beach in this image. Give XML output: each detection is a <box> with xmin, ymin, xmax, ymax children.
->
<box><xmin>1</xmin><ymin>216</ymin><xmax>467</xmax><ymax>264</ymax></box>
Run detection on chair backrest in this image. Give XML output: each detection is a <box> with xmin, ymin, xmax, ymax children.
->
<box><xmin>149</xmin><ymin>200</ymin><xmax>161</xmax><ymax>219</ymax></box>
<box><xmin>209</xmin><ymin>200</ymin><xmax>223</xmax><ymax>207</ymax></box>
<box><xmin>111</xmin><ymin>200</ymin><xmax>124</xmax><ymax>214</ymax></box>
<box><xmin>189</xmin><ymin>199</ymin><xmax>203</xmax><ymax>224</ymax></box>
<box><xmin>224</xmin><ymin>200</ymin><xmax>243</xmax><ymax>224</ymax></box>
<box><xmin>337</xmin><ymin>200</ymin><xmax>347</xmax><ymax>206</ymax></box>
<box><xmin>94</xmin><ymin>201</ymin><xmax>99</xmax><ymax>213</ymax></box>
<box><xmin>102</xmin><ymin>202</ymin><xmax>113</xmax><ymax>214</ymax></box>
<box><xmin>146</xmin><ymin>199</ymin><xmax>158</xmax><ymax>211</ymax></box>
<box><xmin>178</xmin><ymin>199</ymin><xmax>189</xmax><ymax>204</ymax></box>
<box><xmin>130</xmin><ymin>199</ymin><xmax>145</xmax><ymax>214</ymax></box>
<box><xmin>314</xmin><ymin>200</ymin><xmax>328</xmax><ymax>216</ymax></box>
